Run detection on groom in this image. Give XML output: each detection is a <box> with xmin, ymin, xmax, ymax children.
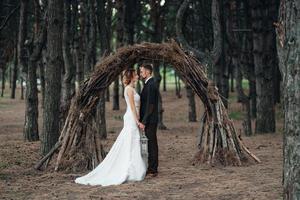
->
<box><xmin>139</xmin><ymin>63</ymin><xmax>159</xmax><ymax>177</ymax></box>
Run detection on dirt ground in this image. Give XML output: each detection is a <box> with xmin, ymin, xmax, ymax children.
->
<box><xmin>0</xmin><ymin>87</ymin><xmax>283</xmax><ymax>200</ymax></box>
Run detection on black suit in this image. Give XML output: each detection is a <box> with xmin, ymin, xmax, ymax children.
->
<box><xmin>140</xmin><ymin>77</ymin><xmax>159</xmax><ymax>173</ymax></box>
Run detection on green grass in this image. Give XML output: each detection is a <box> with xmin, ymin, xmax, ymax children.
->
<box><xmin>0</xmin><ymin>162</ymin><xmax>9</xmax><ymax>170</ymax></box>
<box><xmin>228</xmin><ymin>111</ymin><xmax>244</xmax><ymax>120</ymax></box>
<box><xmin>0</xmin><ymin>101</ymin><xmax>11</xmax><ymax>109</ymax></box>
<box><xmin>230</xmin><ymin>79</ymin><xmax>250</xmax><ymax>90</ymax></box>
<box><xmin>113</xmin><ymin>115</ymin><xmax>123</xmax><ymax>121</ymax></box>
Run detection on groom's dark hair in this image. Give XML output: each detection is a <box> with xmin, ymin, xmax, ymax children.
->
<box><xmin>142</xmin><ymin>63</ymin><xmax>153</xmax><ymax>73</ymax></box>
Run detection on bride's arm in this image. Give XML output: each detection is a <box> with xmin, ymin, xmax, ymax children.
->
<box><xmin>127</xmin><ymin>87</ymin><xmax>140</xmax><ymax>125</ymax></box>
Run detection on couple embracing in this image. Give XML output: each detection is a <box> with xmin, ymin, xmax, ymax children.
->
<box><xmin>75</xmin><ymin>64</ymin><xmax>159</xmax><ymax>186</ymax></box>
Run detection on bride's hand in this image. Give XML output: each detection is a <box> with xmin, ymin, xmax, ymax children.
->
<box><xmin>139</xmin><ymin>123</ymin><xmax>145</xmax><ymax>131</ymax></box>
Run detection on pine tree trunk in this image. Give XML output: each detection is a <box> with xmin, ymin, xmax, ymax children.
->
<box><xmin>24</xmin><ymin>59</ymin><xmax>39</xmax><ymax>141</ymax></box>
<box><xmin>1</xmin><ymin>67</ymin><xmax>5</xmax><ymax>97</ymax></box>
<box><xmin>39</xmin><ymin>58</ymin><xmax>45</xmax><ymax>108</ymax></box>
<box><xmin>213</xmin><ymin>0</ymin><xmax>229</xmax><ymax>108</ymax></box>
<box><xmin>20</xmin><ymin>77</ymin><xmax>24</xmax><ymax>100</ymax></box>
<box><xmin>124</xmin><ymin>0</ymin><xmax>137</xmax><ymax>45</ymax></box>
<box><xmin>104</xmin><ymin>0</ymin><xmax>112</xmax><ymax>103</ymax></box>
<box><xmin>241</xmin><ymin>0</ymin><xmax>256</xmax><ymax>119</ymax></box>
<box><xmin>113</xmin><ymin>0</ymin><xmax>125</xmax><ymax>110</ymax></box>
<box><xmin>105</xmin><ymin>88</ymin><xmax>110</xmax><ymax>102</ymax></box>
<box><xmin>186</xmin><ymin>85</ymin><xmax>197</xmax><ymax>122</ymax></box>
<box><xmin>174</xmin><ymin>72</ymin><xmax>182</xmax><ymax>98</ymax></box>
<box><xmin>17</xmin><ymin>0</ymin><xmax>28</xmax><ymax>101</ymax></box>
<box><xmin>62</xmin><ymin>0</ymin><xmax>76</xmax><ymax>122</ymax></box>
<box><xmin>230</xmin><ymin>68</ymin><xmax>234</xmax><ymax>93</ymax></box>
<box><xmin>112</xmin><ymin>78</ymin><xmax>120</xmax><ymax>110</ymax></box>
<box><xmin>249</xmin><ymin>77</ymin><xmax>256</xmax><ymax>118</ymax></box>
<box><xmin>250</xmin><ymin>0</ymin><xmax>278</xmax><ymax>133</ymax></box>
<box><xmin>276</xmin><ymin>0</ymin><xmax>300</xmax><ymax>198</ymax></box>
<box><xmin>153</xmin><ymin>62</ymin><xmax>167</xmax><ymax>130</ymax></box>
<box><xmin>96</xmin><ymin>91</ymin><xmax>107</xmax><ymax>139</ymax></box>
<box><xmin>11</xmin><ymin>41</ymin><xmax>18</xmax><ymax>99</ymax></box>
<box><xmin>84</xmin><ymin>0</ymin><xmax>97</xmax><ymax>75</ymax></box>
<box><xmin>163</xmin><ymin>63</ymin><xmax>167</xmax><ymax>91</ymax></box>
<box><xmin>74</xmin><ymin>1</ymin><xmax>85</xmax><ymax>92</ymax></box>
<box><xmin>41</xmin><ymin>0</ymin><xmax>63</xmax><ymax>155</ymax></box>
<box><xmin>95</xmin><ymin>0</ymin><xmax>107</xmax><ymax>139</ymax></box>
<box><xmin>18</xmin><ymin>0</ymin><xmax>28</xmax><ymax>83</ymax></box>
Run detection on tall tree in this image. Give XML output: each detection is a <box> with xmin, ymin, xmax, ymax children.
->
<box><xmin>113</xmin><ymin>0</ymin><xmax>125</xmax><ymax>110</ymax></box>
<box><xmin>149</xmin><ymin>0</ymin><xmax>167</xmax><ymax>130</ymax></box>
<box><xmin>41</xmin><ymin>0</ymin><xmax>63</xmax><ymax>155</ymax></box>
<box><xmin>17</xmin><ymin>0</ymin><xmax>42</xmax><ymax>141</ymax></box>
<box><xmin>250</xmin><ymin>0</ymin><xmax>279</xmax><ymax>133</ymax></box>
<box><xmin>74</xmin><ymin>0</ymin><xmax>85</xmax><ymax>92</ymax></box>
<box><xmin>276</xmin><ymin>0</ymin><xmax>300</xmax><ymax>198</ymax></box>
<box><xmin>213</xmin><ymin>0</ymin><xmax>229</xmax><ymax>107</ymax></box>
<box><xmin>84</xmin><ymin>0</ymin><xmax>97</xmax><ymax>76</ymax></box>
<box><xmin>61</xmin><ymin>0</ymin><xmax>76</xmax><ymax>123</ymax></box>
<box><xmin>124</xmin><ymin>0</ymin><xmax>138</xmax><ymax>45</ymax></box>
<box><xmin>10</xmin><ymin>38</ymin><xmax>18</xmax><ymax>99</ymax></box>
<box><xmin>96</xmin><ymin>0</ymin><xmax>109</xmax><ymax>139</ymax></box>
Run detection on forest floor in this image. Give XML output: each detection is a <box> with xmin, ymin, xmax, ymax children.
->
<box><xmin>0</xmin><ymin>86</ymin><xmax>283</xmax><ymax>200</ymax></box>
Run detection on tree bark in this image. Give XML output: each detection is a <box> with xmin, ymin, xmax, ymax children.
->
<box><xmin>11</xmin><ymin>39</ymin><xmax>18</xmax><ymax>99</ymax></box>
<box><xmin>74</xmin><ymin>1</ymin><xmax>84</xmax><ymax>92</ymax></box>
<box><xmin>96</xmin><ymin>91</ymin><xmax>107</xmax><ymax>139</ymax></box>
<box><xmin>276</xmin><ymin>0</ymin><xmax>300</xmax><ymax>198</ymax></box>
<box><xmin>18</xmin><ymin>0</ymin><xmax>28</xmax><ymax>81</ymax></box>
<box><xmin>113</xmin><ymin>0</ymin><xmax>125</xmax><ymax>110</ymax></box>
<box><xmin>41</xmin><ymin>0</ymin><xmax>63</xmax><ymax>155</ymax></box>
<box><xmin>18</xmin><ymin>0</ymin><xmax>44</xmax><ymax>141</ymax></box>
<box><xmin>24</xmin><ymin>57</ymin><xmax>39</xmax><ymax>141</ymax></box>
<box><xmin>17</xmin><ymin>0</ymin><xmax>26</xmax><ymax>102</ymax></box>
<box><xmin>61</xmin><ymin>0</ymin><xmax>76</xmax><ymax>123</ymax></box>
<box><xmin>20</xmin><ymin>77</ymin><xmax>24</xmax><ymax>99</ymax></box>
<box><xmin>1</xmin><ymin>67</ymin><xmax>5</xmax><ymax>97</ymax></box>
<box><xmin>163</xmin><ymin>63</ymin><xmax>167</xmax><ymax>91</ymax></box>
<box><xmin>84</xmin><ymin>0</ymin><xmax>97</xmax><ymax>76</ymax></box>
<box><xmin>250</xmin><ymin>0</ymin><xmax>278</xmax><ymax>133</ymax></box>
<box><xmin>39</xmin><ymin>54</ymin><xmax>45</xmax><ymax>108</ymax></box>
<box><xmin>186</xmin><ymin>85</ymin><xmax>197</xmax><ymax>122</ymax></box>
<box><xmin>96</xmin><ymin>0</ymin><xmax>108</xmax><ymax>139</ymax></box>
<box><xmin>124</xmin><ymin>0</ymin><xmax>138</xmax><ymax>45</ymax></box>
<box><xmin>213</xmin><ymin>0</ymin><xmax>229</xmax><ymax>108</ymax></box>
<box><xmin>149</xmin><ymin>0</ymin><xmax>167</xmax><ymax>130</ymax></box>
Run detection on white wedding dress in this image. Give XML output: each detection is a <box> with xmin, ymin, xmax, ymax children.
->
<box><xmin>75</xmin><ymin>86</ymin><xmax>147</xmax><ymax>186</ymax></box>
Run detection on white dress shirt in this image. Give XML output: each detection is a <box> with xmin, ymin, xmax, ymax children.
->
<box><xmin>145</xmin><ymin>76</ymin><xmax>153</xmax><ymax>84</ymax></box>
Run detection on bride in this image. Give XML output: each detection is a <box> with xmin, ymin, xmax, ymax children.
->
<box><xmin>75</xmin><ymin>69</ymin><xmax>147</xmax><ymax>186</ymax></box>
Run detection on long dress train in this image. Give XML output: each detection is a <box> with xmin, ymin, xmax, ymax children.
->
<box><xmin>75</xmin><ymin>86</ymin><xmax>146</xmax><ymax>186</ymax></box>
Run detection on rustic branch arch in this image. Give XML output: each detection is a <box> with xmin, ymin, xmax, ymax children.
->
<box><xmin>35</xmin><ymin>40</ymin><xmax>260</xmax><ymax>172</ymax></box>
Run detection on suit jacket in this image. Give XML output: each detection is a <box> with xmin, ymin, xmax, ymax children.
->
<box><xmin>140</xmin><ymin>77</ymin><xmax>159</xmax><ymax>125</ymax></box>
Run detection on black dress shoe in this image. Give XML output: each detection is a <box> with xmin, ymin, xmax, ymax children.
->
<box><xmin>146</xmin><ymin>169</ymin><xmax>157</xmax><ymax>174</ymax></box>
<box><xmin>149</xmin><ymin>172</ymin><xmax>158</xmax><ymax>177</ymax></box>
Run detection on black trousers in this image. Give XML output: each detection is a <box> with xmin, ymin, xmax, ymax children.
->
<box><xmin>145</xmin><ymin>123</ymin><xmax>158</xmax><ymax>173</ymax></box>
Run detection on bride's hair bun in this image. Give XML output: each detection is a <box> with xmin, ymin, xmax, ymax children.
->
<box><xmin>122</xmin><ymin>69</ymin><xmax>136</xmax><ymax>86</ymax></box>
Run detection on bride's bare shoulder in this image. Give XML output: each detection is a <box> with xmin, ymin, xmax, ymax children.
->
<box><xmin>125</xmin><ymin>86</ymin><xmax>135</xmax><ymax>96</ymax></box>
<box><xmin>126</xmin><ymin>85</ymin><xmax>136</xmax><ymax>92</ymax></box>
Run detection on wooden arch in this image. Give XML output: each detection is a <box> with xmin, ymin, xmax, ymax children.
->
<box><xmin>35</xmin><ymin>40</ymin><xmax>260</xmax><ymax>172</ymax></box>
